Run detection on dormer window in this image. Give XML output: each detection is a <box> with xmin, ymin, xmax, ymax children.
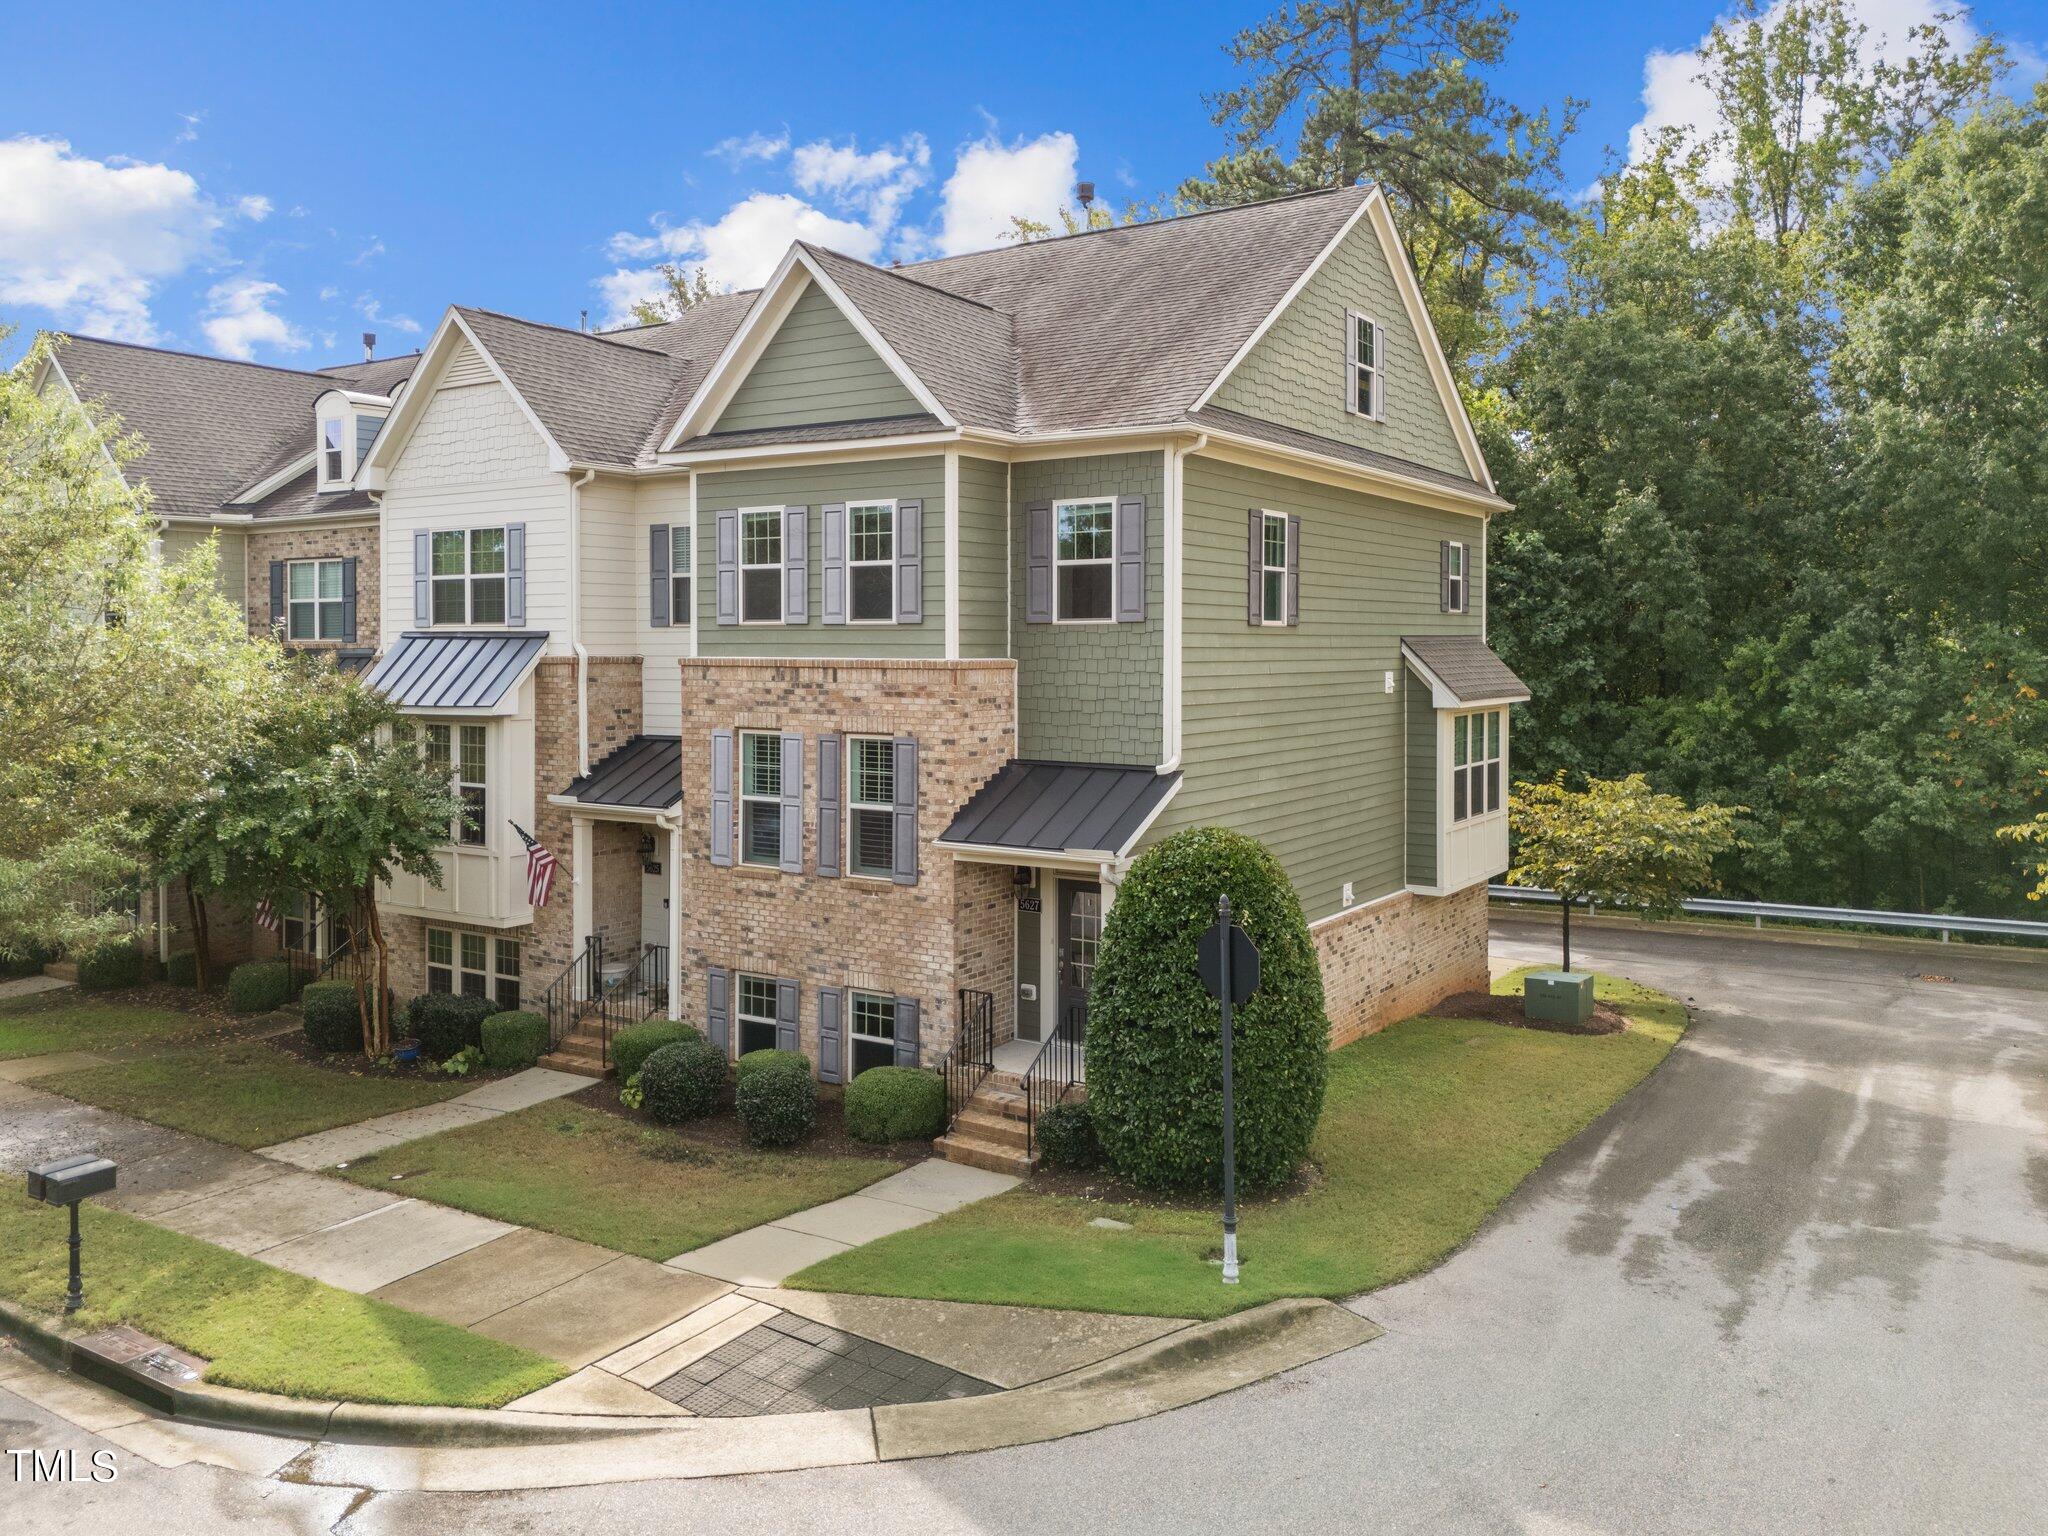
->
<box><xmin>313</xmin><ymin>388</ymin><xmax>392</xmax><ymax>493</ymax></box>
<box><xmin>321</xmin><ymin>418</ymin><xmax>346</xmax><ymax>485</ymax></box>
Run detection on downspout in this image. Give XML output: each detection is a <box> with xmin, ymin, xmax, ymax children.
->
<box><xmin>569</xmin><ymin>469</ymin><xmax>596</xmax><ymax>776</ymax></box>
<box><xmin>656</xmin><ymin>808</ymin><xmax>683</xmax><ymax>1013</ymax></box>
<box><xmin>1158</xmin><ymin>432</ymin><xmax>1207</xmax><ymax>774</ymax></box>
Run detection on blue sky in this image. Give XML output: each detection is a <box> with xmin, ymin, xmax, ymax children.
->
<box><xmin>2</xmin><ymin>0</ymin><xmax>2041</xmax><ymax>367</ymax></box>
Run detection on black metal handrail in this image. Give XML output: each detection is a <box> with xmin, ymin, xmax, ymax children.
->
<box><xmin>538</xmin><ymin>935</ymin><xmax>602</xmax><ymax>1050</ymax></box>
<box><xmin>1022</xmin><ymin>1005</ymin><xmax>1084</xmax><ymax>1156</ymax></box>
<box><xmin>943</xmin><ymin>989</ymin><xmax>996</xmax><ymax>1129</ymax></box>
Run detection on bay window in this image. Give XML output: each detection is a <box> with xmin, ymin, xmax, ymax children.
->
<box><xmin>1452</xmin><ymin>709</ymin><xmax>1503</xmax><ymax>823</ymax></box>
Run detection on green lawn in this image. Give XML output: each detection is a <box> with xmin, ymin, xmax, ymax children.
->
<box><xmin>790</xmin><ymin>972</ymin><xmax>1687</xmax><ymax>1319</ymax></box>
<box><xmin>38</xmin><ymin>1039</ymin><xmax>468</xmax><ymax>1148</ymax></box>
<box><xmin>337</xmin><ymin>1102</ymin><xmax>905</xmax><ymax>1261</ymax></box>
<box><xmin>0</xmin><ymin>1194</ymin><xmax>560</xmax><ymax>1407</ymax></box>
<box><xmin>0</xmin><ymin>1000</ymin><xmax>221</xmax><ymax>1061</ymax></box>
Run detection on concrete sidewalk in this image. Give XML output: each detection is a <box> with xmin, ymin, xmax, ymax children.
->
<box><xmin>254</xmin><ymin>1065</ymin><xmax>589</xmax><ymax>1169</ymax></box>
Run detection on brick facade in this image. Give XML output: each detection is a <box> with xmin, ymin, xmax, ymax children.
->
<box><xmin>244</xmin><ymin>520</ymin><xmax>380</xmax><ymax>650</ymax></box>
<box><xmin>677</xmin><ymin>657</ymin><xmax>1018</xmax><ymax>1076</ymax></box>
<box><xmin>1315</xmin><ymin>882</ymin><xmax>1490</xmax><ymax>1047</ymax></box>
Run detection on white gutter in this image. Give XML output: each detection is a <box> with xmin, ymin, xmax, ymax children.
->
<box><xmin>569</xmin><ymin>468</ymin><xmax>596</xmax><ymax>776</ymax></box>
<box><xmin>1158</xmin><ymin>433</ymin><xmax>1206</xmax><ymax>773</ymax></box>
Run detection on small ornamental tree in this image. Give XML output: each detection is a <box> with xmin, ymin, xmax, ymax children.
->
<box><xmin>1086</xmin><ymin>826</ymin><xmax>1329</xmax><ymax>1193</ymax></box>
<box><xmin>1507</xmin><ymin>772</ymin><xmax>1742</xmax><ymax>971</ymax></box>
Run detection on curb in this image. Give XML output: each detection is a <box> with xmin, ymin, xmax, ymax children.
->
<box><xmin>1490</xmin><ymin>906</ymin><xmax>2048</xmax><ymax>966</ymax></box>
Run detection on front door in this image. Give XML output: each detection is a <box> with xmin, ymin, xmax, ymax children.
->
<box><xmin>1055</xmin><ymin>879</ymin><xmax>1102</xmax><ymax>1041</ymax></box>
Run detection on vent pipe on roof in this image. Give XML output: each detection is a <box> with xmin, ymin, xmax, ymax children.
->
<box><xmin>1076</xmin><ymin>180</ymin><xmax>1096</xmax><ymax>210</ymax></box>
<box><xmin>361</xmin><ymin>332</ymin><xmax>375</xmax><ymax>361</ymax></box>
<box><xmin>580</xmin><ymin>309</ymin><xmax>589</xmax><ymax>333</ymax></box>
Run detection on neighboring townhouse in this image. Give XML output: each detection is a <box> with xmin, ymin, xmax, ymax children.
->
<box><xmin>30</xmin><ymin>333</ymin><xmax>420</xmax><ymax>964</ymax></box>
<box><xmin>350</xmin><ymin>182</ymin><xmax>1527</xmax><ymax>1108</ymax></box>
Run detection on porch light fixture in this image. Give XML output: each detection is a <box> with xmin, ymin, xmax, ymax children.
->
<box><xmin>1013</xmin><ymin>866</ymin><xmax>1033</xmax><ymax>888</ymax></box>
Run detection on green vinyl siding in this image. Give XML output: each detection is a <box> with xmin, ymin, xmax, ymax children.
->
<box><xmin>714</xmin><ymin>281</ymin><xmax>923</xmax><ymax>433</ymax></box>
<box><xmin>1209</xmin><ymin>213</ymin><xmax>1472</xmax><ymax>483</ymax></box>
<box><xmin>1155</xmin><ymin>453</ymin><xmax>1485</xmax><ymax>922</ymax></box>
<box><xmin>696</xmin><ymin>456</ymin><xmax>944</xmax><ymax>658</ymax></box>
<box><xmin>956</xmin><ymin>455</ymin><xmax>1008</xmax><ymax>659</ymax></box>
<box><xmin>1406</xmin><ymin>671</ymin><xmax>1437</xmax><ymax>888</ymax></box>
<box><xmin>159</xmin><ymin>523</ymin><xmax>247</xmax><ymax>605</ymax></box>
<box><xmin>1011</xmin><ymin>452</ymin><xmax>1164</xmax><ymax>765</ymax></box>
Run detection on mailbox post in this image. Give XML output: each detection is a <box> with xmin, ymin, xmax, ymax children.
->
<box><xmin>27</xmin><ymin>1155</ymin><xmax>118</xmax><ymax>1313</ymax></box>
<box><xmin>1198</xmin><ymin>896</ymin><xmax>1260</xmax><ymax>1286</ymax></box>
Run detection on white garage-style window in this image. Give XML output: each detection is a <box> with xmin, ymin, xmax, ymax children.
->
<box><xmin>849</xmin><ymin>991</ymin><xmax>897</xmax><ymax>1076</ymax></box>
<box><xmin>740</xmin><ymin>731</ymin><xmax>783</xmax><ymax>867</ymax></box>
<box><xmin>1055</xmin><ymin>498</ymin><xmax>1115</xmax><ymax>622</ymax></box>
<box><xmin>1452</xmin><ymin>709</ymin><xmax>1503</xmax><ymax>823</ymax></box>
<box><xmin>740</xmin><ymin>509</ymin><xmax>783</xmax><ymax>623</ymax></box>
<box><xmin>288</xmin><ymin>559</ymin><xmax>346</xmax><ymax>640</ymax></box>
<box><xmin>848</xmin><ymin>500</ymin><xmax>896</xmax><ymax>623</ymax></box>
<box><xmin>431</xmin><ymin>527</ymin><xmax>507</xmax><ymax>624</ymax></box>
<box><xmin>846</xmin><ymin>736</ymin><xmax>895</xmax><ymax>878</ymax></box>
<box><xmin>737</xmin><ymin>973</ymin><xmax>780</xmax><ymax>1055</ymax></box>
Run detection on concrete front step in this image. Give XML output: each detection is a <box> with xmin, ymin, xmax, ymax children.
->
<box><xmin>932</xmin><ymin>1131</ymin><xmax>1035</xmax><ymax>1176</ymax></box>
<box><xmin>41</xmin><ymin>960</ymin><xmax>79</xmax><ymax>982</ymax></box>
<box><xmin>536</xmin><ymin>1052</ymin><xmax>606</xmax><ymax>1079</ymax></box>
<box><xmin>952</xmin><ymin>1107</ymin><xmax>1030</xmax><ymax>1150</ymax></box>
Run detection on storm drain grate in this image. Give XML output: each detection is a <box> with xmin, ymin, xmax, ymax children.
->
<box><xmin>649</xmin><ymin>1313</ymin><xmax>996</xmax><ymax>1416</ymax></box>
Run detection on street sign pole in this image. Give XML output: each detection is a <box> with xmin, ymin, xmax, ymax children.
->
<box><xmin>1217</xmin><ymin>895</ymin><xmax>1240</xmax><ymax>1285</ymax></box>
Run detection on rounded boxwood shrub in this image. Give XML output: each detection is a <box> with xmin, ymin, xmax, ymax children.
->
<box><xmin>1034</xmin><ymin>1099</ymin><xmax>1101</xmax><ymax>1171</ymax></box>
<box><xmin>1087</xmin><ymin>826</ymin><xmax>1328</xmax><ymax>1192</ymax></box>
<box><xmin>481</xmin><ymin>1010</ymin><xmax>549</xmax><ymax>1071</ymax></box>
<box><xmin>77</xmin><ymin>943</ymin><xmax>148</xmax><ymax>992</ymax></box>
<box><xmin>737</xmin><ymin>1047</ymin><xmax>809</xmax><ymax>1083</ymax></box>
<box><xmin>736</xmin><ymin>1054</ymin><xmax>816</xmax><ymax>1147</ymax></box>
<box><xmin>612</xmin><ymin>1018</ymin><xmax>700</xmax><ymax>1084</ymax></box>
<box><xmin>164</xmin><ymin>950</ymin><xmax>201</xmax><ymax>988</ymax></box>
<box><xmin>405</xmin><ymin>991</ymin><xmax>496</xmax><ymax>1061</ymax></box>
<box><xmin>301</xmin><ymin>980</ymin><xmax>362</xmax><ymax>1053</ymax></box>
<box><xmin>227</xmin><ymin>959</ymin><xmax>293</xmax><ymax>1014</ymax></box>
<box><xmin>638</xmin><ymin>1035</ymin><xmax>729</xmax><ymax>1124</ymax></box>
<box><xmin>843</xmin><ymin>1066</ymin><xmax>945</xmax><ymax>1143</ymax></box>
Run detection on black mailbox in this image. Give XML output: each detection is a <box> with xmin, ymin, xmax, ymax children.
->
<box><xmin>27</xmin><ymin>1155</ymin><xmax>118</xmax><ymax>1204</ymax></box>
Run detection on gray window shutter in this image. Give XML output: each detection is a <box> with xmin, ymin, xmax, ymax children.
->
<box><xmin>821</xmin><ymin>503</ymin><xmax>846</xmax><ymax>625</ymax></box>
<box><xmin>1245</xmin><ymin>510</ymin><xmax>1262</xmax><ymax>625</ymax></box>
<box><xmin>775</xmin><ymin>978</ymin><xmax>799</xmax><ymax>1053</ymax></box>
<box><xmin>505</xmin><ymin>522</ymin><xmax>526</xmax><ymax>626</ymax></box>
<box><xmin>716</xmin><ymin>510</ymin><xmax>739</xmax><ymax>625</ymax></box>
<box><xmin>783</xmin><ymin>505</ymin><xmax>809</xmax><ymax>624</ymax></box>
<box><xmin>891</xmin><ymin>736</ymin><xmax>919</xmax><ymax>887</ymax></box>
<box><xmin>413</xmin><ymin>531</ymin><xmax>430</xmax><ymax>625</ymax></box>
<box><xmin>709</xmin><ymin>729</ymin><xmax>734</xmax><ymax>867</ymax></box>
<box><xmin>816</xmin><ymin>734</ymin><xmax>842</xmax><ymax>879</ymax></box>
<box><xmin>893</xmin><ymin>996</ymin><xmax>920</xmax><ymax>1067</ymax></box>
<box><xmin>1440</xmin><ymin>540</ymin><xmax>1452</xmax><ymax>613</ymax></box>
<box><xmin>818</xmin><ymin>987</ymin><xmax>844</xmax><ymax>1084</ymax></box>
<box><xmin>1285</xmin><ymin>515</ymin><xmax>1301</xmax><ymax>628</ymax></box>
<box><xmin>778</xmin><ymin>730</ymin><xmax>804</xmax><ymax>874</ymax></box>
<box><xmin>706</xmin><ymin>968</ymin><xmax>730</xmax><ymax>1054</ymax></box>
<box><xmin>341</xmin><ymin>556</ymin><xmax>359</xmax><ymax>643</ymax></box>
<box><xmin>1114</xmin><ymin>495</ymin><xmax>1146</xmax><ymax>623</ymax></box>
<box><xmin>896</xmin><ymin>498</ymin><xmax>923</xmax><ymax>624</ymax></box>
<box><xmin>649</xmin><ymin>524</ymin><xmax>671</xmax><ymax>627</ymax></box>
<box><xmin>270</xmin><ymin>560</ymin><xmax>285</xmax><ymax>629</ymax></box>
<box><xmin>1025</xmin><ymin>501</ymin><xmax>1053</xmax><ymax>624</ymax></box>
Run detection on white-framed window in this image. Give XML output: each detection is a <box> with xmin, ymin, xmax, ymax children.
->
<box><xmin>739</xmin><ymin>508</ymin><xmax>783</xmax><ymax>623</ymax></box>
<box><xmin>1054</xmin><ymin>498</ymin><xmax>1115</xmax><ymax>622</ymax></box>
<box><xmin>424</xmin><ymin>722</ymin><xmax>488</xmax><ymax>846</ymax></box>
<box><xmin>737</xmin><ymin>973</ymin><xmax>779</xmax><ymax>1055</ymax></box>
<box><xmin>849</xmin><ymin>990</ymin><xmax>897</xmax><ymax>1076</ymax></box>
<box><xmin>1347</xmin><ymin>311</ymin><xmax>1384</xmax><ymax>419</ymax></box>
<box><xmin>431</xmin><ymin>527</ymin><xmax>507</xmax><ymax>625</ymax></box>
<box><xmin>1452</xmin><ymin>709</ymin><xmax>1503</xmax><ymax>823</ymax></box>
<box><xmin>321</xmin><ymin>417</ymin><xmax>346</xmax><ymax>484</ymax></box>
<box><xmin>1259</xmin><ymin>513</ymin><xmax>1287</xmax><ymax>625</ymax></box>
<box><xmin>1446</xmin><ymin>541</ymin><xmax>1467</xmax><ymax>614</ymax></box>
<box><xmin>848</xmin><ymin>500</ymin><xmax>896</xmax><ymax>623</ymax></box>
<box><xmin>427</xmin><ymin>928</ymin><xmax>521</xmax><ymax>1010</ymax></box>
<box><xmin>281</xmin><ymin>892</ymin><xmax>323</xmax><ymax>956</ymax></box>
<box><xmin>847</xmin><ymin>736</ymin><xmax>895</xmax><ymax>879</ymax></box>
<box><xmin>287</xmin><ymin>558</ymin><xmax>346</xmax><ymax>641</ymax></box>
<box><xmin>670</xmin><ymin>524</ymin><xmax>692</xmax><ymax>625</ymax></box>
<box><xmin>739</xmin><ymin>731</ymin><xmax>783</xmax><ymax>867</ymax></box>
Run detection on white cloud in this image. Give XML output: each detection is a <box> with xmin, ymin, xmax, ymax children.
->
<box><xmin>935</xmin><ymin>131</ymin><xmax>1078</xmax><ymax>256</ymax></box>
<box><xmin>349</xmin><ymin>237</ymin><xmax>385</xmax><ymax>266</ymax></box>
<box><xmin>201</xmin><ymin>277</ymin><xmax>306</xmax><ymax>360</ymax></box>
<box><xmin>237</xmin><ymin>194</ymin><xmax>272</xmax><ymax>222</ymax></box>
<box><xmin>0</xmin><ymin>135</ymin><xmax>222</xmax><ymax>341</ymax></box>
<box><xmin>175</xmin><ymin>111</ymin><xmax>204</xmax><ymax>144</ymax></box>
<box><xmin>708</xmin><ymin>130</ymin><xmax>789</xmax><ymax>169</ymax></box>
<box><xmin>356</xmin><ymin>294</ymin><xmax>421</xmax><ymax>334</ymax></box>
<box><xmin>598</xmin><ymin>191</ymin><xmax>881</xmax><ymax>324</ymax></box>
<box><xmin>792</xmin><ymin>133</ymin><xmax>930</xmax><ymax>231</ymax></box>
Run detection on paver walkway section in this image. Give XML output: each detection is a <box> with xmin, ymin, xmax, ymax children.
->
<box><xmin>254</xmin><ymin>1066</ymin><xmax>589</xmax><ymax>1169</ymax></box>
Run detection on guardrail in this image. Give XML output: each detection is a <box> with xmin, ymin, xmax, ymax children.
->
<box><xmin>1488</xmin><ymin>885</ymin><xmax>2048</xmax><ymax>944</ymax></box>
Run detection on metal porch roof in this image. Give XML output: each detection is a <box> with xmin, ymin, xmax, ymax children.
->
<box><xmin>938</xmin><ymin>761</ymin><xmax>1181</xmax><ymax>859</ymax></box>
<box><xmin>561</xmin><ymin>735</ymin><xmax>683</xmax><ymax>811</ymax></box>
<box><xmin>361</xmin><ymin>631</ymin><xmax>548</xmax><ymax>711</ymax></box>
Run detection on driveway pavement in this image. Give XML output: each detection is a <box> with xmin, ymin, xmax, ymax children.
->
<box><xmin>5</xmin><ymin>924</ymin><xmax>2045</xmax><ymax>1532</ymax></box>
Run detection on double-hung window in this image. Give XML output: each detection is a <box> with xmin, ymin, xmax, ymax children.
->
<box><xmin>288</xmin><ymin>559</ymin><xmax>346</xmax><ymax>641</ymax></box>
<box><xmin>427</xmin><ymin>928</ymin><xmax>521</xmax><ymax>1008</ymax></box>
<box><xmin>847</xmin><ymin>736</ymin><xmax>895</xmax><ymax>878</ymax></box>
<box><xmin>736</xmin><ymin>973</ymin><xmax>779</xmax><ymax>1055</ymax></box>
<box><xmin>740</xmin><ymin>509</ymin><xmax>782</xmax><ymax>623</ymax></box>
<box><xmin>281</xmin><ymin>892</ymin><xmax>321</xmax><ymax>955</ymax></box>
<box><xmin>740</xmin><ymin>731</ymin><xmax>783</xmax><ymax>867</ymax></box>
<box><xmin>670</xmin><ymin>525</ymin><xmax>692</xmax><ymax>623</ymax></box>
<box><xmin>1259</xmin><ymin>514</ymin><xmax>1287</xmax><ymax>625</ymax></box>
<box><xmin>431</xmin><ymin>528</ymin><xmax>507</xmax><ymax>625</ymax></box>
<box><xmin>1348</xmin><ymin>311</ymin><xmax>1383</xmax><ymax>419</ymax></box>
<box><xmin>1452</xmin><ymin>710</ymin><xmax>1503</xmax><ymax>823</ymax></box>
<box><xmin>1446</xmin><ymin>541</ymin><xmax>1467</xmax><ymax>614</ymax></box>
<box><xmin>848</xmin><ymin>501</ymin><xmax>895</xmax><ymax>622</ymax></box>
<box><xmin>424</xmin><ymin>723</ymin><xmax>488</xmax><ymax>846</ymax></box>
<box><xmin>1055</xmin><ymin>499</ymin><xmax>1115</xmax><ymax>622</ymax></box>
<box><xmin>849</xmin><ymin>991</ymin><xmax>896</xmax><ymax>1076</ymax></box>
<box><xmin>321</xmin><ymin>418</ymin><xmax>346</xmax><ymax>483</ymax></box>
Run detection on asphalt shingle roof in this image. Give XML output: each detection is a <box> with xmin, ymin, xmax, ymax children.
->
<box><xmin>1402</xmin><ymin>635</ymin><xmax>1530</xmax><ymax>704</ymax></box>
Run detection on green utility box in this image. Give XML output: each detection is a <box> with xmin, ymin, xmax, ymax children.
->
<box><xmin>1525</xmin><ymin>970</ymin><xmax>1595</xmax><ymax>1026</ymax></box>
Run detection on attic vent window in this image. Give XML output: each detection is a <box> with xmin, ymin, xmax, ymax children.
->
<box><xmin>322</xmin><ymin>418</ymin><xmax>346</xmax><ymax>484</ymax></box>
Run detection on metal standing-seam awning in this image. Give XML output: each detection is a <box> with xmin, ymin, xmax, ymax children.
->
<box><xmin>557</xmin><ymin>735</ymin><xmax>683</xmax><ymax>812</ymax></box>
<box><xmin>361</xmin><ymin>631</ymin><xmax>549</xmax><ymax>713</ymax></box>
<box><xmin>935</xmin><ymin>760</ymin><xmax>1182</xmax><ymax>864</ymax></box>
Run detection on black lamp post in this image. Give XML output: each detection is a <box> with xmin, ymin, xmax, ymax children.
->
<box><xmin>27</xmin><ymin>1155</ymin><xmax>118</xmax><ymax>1312</ymax></box>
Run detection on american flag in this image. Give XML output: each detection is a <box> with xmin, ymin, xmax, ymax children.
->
<box><xmin>512</xmin><ymin>822</ymin><xmax>559</xmax><ymax>909</ymax></box>
<box><xmin>254</xmin><ymin>897</ymin><xmax>279</xmax><ymax>932</ymax></box>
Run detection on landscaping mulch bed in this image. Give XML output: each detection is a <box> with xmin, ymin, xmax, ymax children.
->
<box><xmin>263</xmin><ymin>1025</ymin><xmax>520</xmax><ymax>1084</ymax></box>
<box><xmin>573</xmin><ymin>1074</ymin><xmax>931</xmax><ymax>1162</ymax></box>
<box><xmin>1431</xmin><ymin>989</ymin><xmax>1628</xmax><ymax>1035</ymax></box>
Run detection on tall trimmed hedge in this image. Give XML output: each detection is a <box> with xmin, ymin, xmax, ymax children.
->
<box><xmin>406</xmin><ymin>991</ymin><xmax>496</xmax><ymax>1061</ymax></box>
<box><xmin>481</xmin><ymin>1010</ymin><xmax>549</xmax><ymax>1071</ymax></box>
<box><xmin>227</xmin><ymin>959</ymin><xmax>293</xmax><ymax>1014</ymax></box>
<box><xmin>1086</xmin><ymin>826</ymin><xmax>1328</xmax><ymax>1192</ymax></box>
<box><xmin>301</xmin><ymin>981</ymin><xmax>362</xmax><ymax>1053</ymax></box>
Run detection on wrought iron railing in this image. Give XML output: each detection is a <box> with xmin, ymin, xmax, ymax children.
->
<box><xmin>1022</xmin><ymin>1005</ymin><xmax>1084</xmax><ymax>1157</ymax></box>
<box><xmin>538</xmin><ymin>935</ymin><xmax>602</xmax><ymax>1051</ymax></box>
<box><xmin>537</xmin><ymin>939</ymin><xmax>669</xmax><ymax>1069</ymax></box>
<box><xmin>943</xmin><ymin>989</ymin><xmax>995</xmax><ymax>1129</ymax></box>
